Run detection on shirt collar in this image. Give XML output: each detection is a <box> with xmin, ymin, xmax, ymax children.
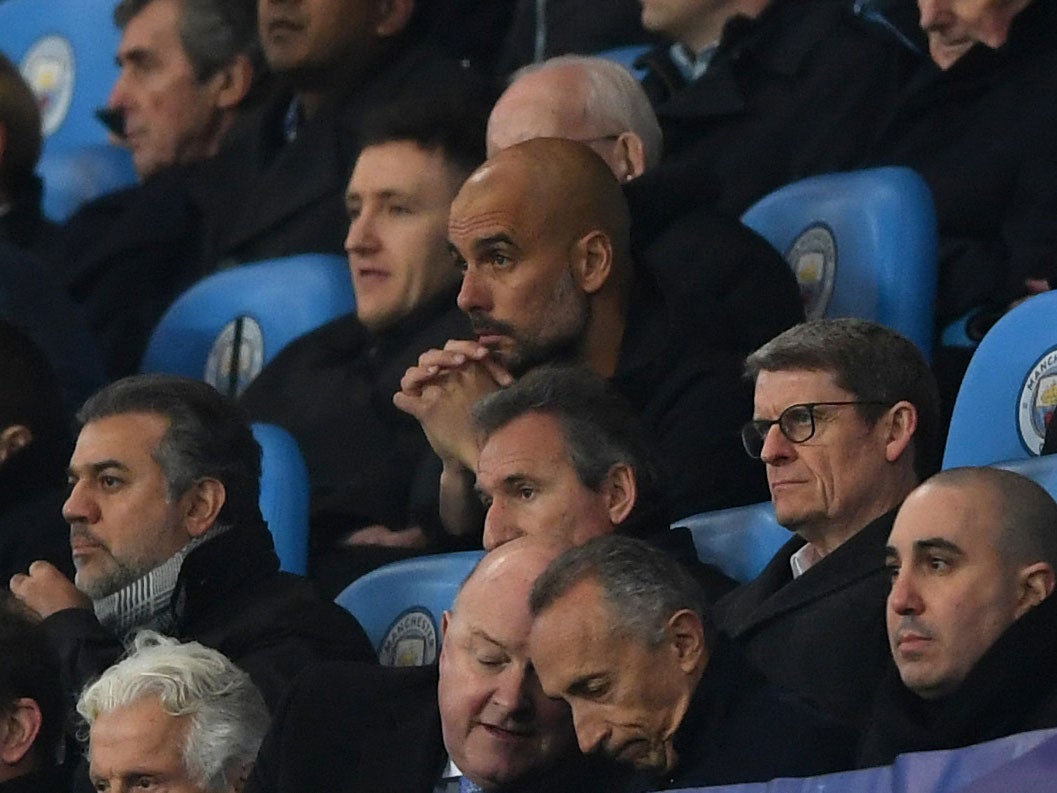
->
<box><xmin>669</xmin><ymin>40</ymin><xmax>719</xmax><ymax>82</ymax></box>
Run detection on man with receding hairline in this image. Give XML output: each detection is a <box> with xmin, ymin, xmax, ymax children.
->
<box><xmin>395</xmin><ymin>137</ymin><xmax>766</xmax><ymax>540</ymax></box>
<box><xmin>859</xmin><ymin>466</ymin><xmax>1057</xmax><ymax>766</ymax></box>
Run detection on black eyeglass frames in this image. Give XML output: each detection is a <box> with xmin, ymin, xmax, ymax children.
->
<box><xmin>740</xmin><ymin>401</ymin><xmax>890</xmax><ymax>458</ymax></box>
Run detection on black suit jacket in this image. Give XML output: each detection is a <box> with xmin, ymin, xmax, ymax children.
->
<box><xmin>713</xmin><ymin>509</ymin><xmax>897</xmax><ymax>726</ymax></box>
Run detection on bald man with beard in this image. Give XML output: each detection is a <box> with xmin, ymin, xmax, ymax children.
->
<box><xmin>395</xmin><ymin>138</ymin><xmax>767</xmax><ymax>541</ymax></box>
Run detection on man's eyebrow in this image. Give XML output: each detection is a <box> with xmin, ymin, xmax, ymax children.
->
<box><xmin>913</xmin><ymin>538</ymin><xmax>964</xmax><ymax>556</ymax></box>
<box><xmin>468</xmin><ymin>626</ymin><xmax>505</xmax><ymax>649</ymax></box>
<box><xmin>68</xmin><ymin>460</ymin><xmax>130</xmax><ymax>478</ymax></box>
<box><xmin>472</xmin><ymin>234</ymin><xmax>517</xmax><ymax>253</ymax></box>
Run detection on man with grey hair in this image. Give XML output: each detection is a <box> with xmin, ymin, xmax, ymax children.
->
<box><xmin>10</xmin><ymin>374</ymin><xmax>373</xmax><ymax>712</ymax></box>
<box><xmin>487</xmin><ymin>56</ymin><xmax>663</xmax><ymax>183</ymax></box>
<box><xmin>79</xmin><ymin>631</ymin><xmax>269</xmax><ymax>793</ymax></box>
<box><xmin>859</xmin><ymin>467</ymin><xmax>1057</xmax><ymax>766</ymax></box>
<box><xmin>714</xmin><ymin>318</ymin><xmax>940</xmax><ymax>726</ymax></box>
<box><xmin>529</xmin><ymin>534</ymin><xmax>854</xmax><ymax>790</ymax></box>
<box><xmin>49</xmin><ymin>0</ymin><xmax>265</xmax><ymax>378</ymax></box>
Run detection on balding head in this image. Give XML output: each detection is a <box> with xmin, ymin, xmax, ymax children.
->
<box><xmin>438</xmin><ymin>538</ymin><xmax>576</xmax><ymax>790</ymax></box>
<box><xmin>450</xmin><ymin>139</ymin><xmax>634</xmax><ymax>377</ymax></box>
<box><xmin>487</xmin><ymin>56</ymin><xmax>662</xmax><ymax>181</ymax></box>
<box><xmin>886</xmin><ymin>467</ymin><xmax>1057</xmax><ymax>699</ymax></box>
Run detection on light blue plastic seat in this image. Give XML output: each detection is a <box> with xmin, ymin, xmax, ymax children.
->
<box><xmin>677</xmin><ymin>501</ymin><xmax>789</xmax><ymax>583</ymax></box>
<box><xmin>335</xmin><ymin>551</ymin><xmax>485</xmax><ymax>666</ymax></box>
<box><xmin>942</xmin><ymin>290</ymin><xmax>1057</xmax><ymax>468</ymax></box>
<box><xmin>140</xmin><ymin>254</ymin><xmax>354</xmax><ymax>398</ymax></box>
<box><xmin>741</xmin><ymin>166</ymin><xmax>938</xmax><ymax>358</ymax></box>
<box><xmin>595</xmin><ymin>44</ymin><xmax>651</xmax><ymax>80</ymax></box>
<box><xmin>252</xmin><ymin>423</ymin><xmax>310</xmax><ymax>575</ymax></box>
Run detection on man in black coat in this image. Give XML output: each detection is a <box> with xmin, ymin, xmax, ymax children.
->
<box><xmin>629</xmin><ymin>0</ymin><xmax>917</xmax><ymax>218</ymax></box>
<box><xmin>248</xmin><ymin>538</ymin><xmax>624</xmax><ymax>793</ymax></box>
<box><xmin>397</xmin><ymin>138</ymin><xmax>771</xmax><ymax>542</ymax></box>
<box><xmin>9</xmin><ymin>375</ymin><xmax>374</xmax><ymax>713</ymax></box>
<box><xmin>239</xmin><ymin>95</ymin><xmax>486</xmax><ymax>595</ymax></box>
<box><xmin>713</xmin><ymin>319</ymin><xmax>941</xmax><ymax>727</ymax></box>
<box><xmin>530</xmin><ymin>535</ymin><xmax>855</xmax><ymax>791</ymax></box>
<box><xmin>44</xmin><ymin>0</ymin><xmax>264</xmax><ymax>378</ymax></box>
<box><xmin>202</xmin><ymin>0</ymin><xmax>491</xmax><ymax>268</ymax></box>
<box><xmin>859</xmin><ymin>467</ymin><xmax>1057</xmax><ymax>766</ymax></box>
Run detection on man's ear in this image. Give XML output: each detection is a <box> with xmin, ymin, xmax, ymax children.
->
<box><xmin>882</xmin><ymin>400</ymin><xmax>918</xmax><ymax>464</ymax></box>
<box><xmin>1015</xmin><ymin>562</ymin><xmax>1056</xmax><ymax>619</ymax></box>
<box><xmin>0</xmin><ymin>698</ymin><xmax>42</xmax><ymax>767</ymax></box>
<box><xmin>181</xmin><ymin>478</ymin><xmax>226</xmax><ymax>538</ymax></box>
<box><xmin>612</xmin><ymin>132</ymin><xmax>647</xmax><ymax>182</ymax></box>
<box><xmin>666</xmin><ymin>610</ymin><xmax>707</xmax><ymax>674</ymax></box>
<box><xmin>210</xmin><ymin>53</ymin><xmax>255</xmax><ymax>111</ymax></box>
<box><xmin>373</xmin><ymin>0</ymin><xmax>415</xmax><ymax>37</ymax></box>
<box><xmin>0</xmin><ymin>425</ymin><xmax>32</xmax><ymax>466</ymax></box>
<box><xmin>601</xmin><ymin>463</ymin><xmax>637</xmax><ymax>526</ymax></box>
<box><xmin>572</xmin><ymin>230</ymin><xmax>613</xmax><ymax>295</ymax></box>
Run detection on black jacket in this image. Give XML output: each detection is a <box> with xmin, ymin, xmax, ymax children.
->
<box><xmin>862</xmin><ymin>0</ymin><xmax>1057</xmax><ymax>326</ymax></box>
<box><xmin>858</xmin><ymin>590</ymin><xmax>1057</xmax><ymax>767</ymax></box>
<box><xmin>633</xmin><ymin>0</ymin><xmax>916</xmax><ymax>217</ymax></box>
<box><xmin>41</xmin><ymin>518</ymin><xmax>375</xmax><ymax>712</ymax></box>
<box><xmin>713</xmin><ymin>509</ymin><xmax>896</xmax><ymax>726</ymax></box>
<box><xmin>625</xmin><ymin>638</ymin><xmax>856</xmax><ymax>791</ymax></box>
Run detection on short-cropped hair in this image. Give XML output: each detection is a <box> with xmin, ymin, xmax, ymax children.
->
<box><xmin>473</xmin><ymin>365</ymin><xmax>669</xmax><ymax>532</ymax></box>
<box><xmin>530</xmin><ymin>534</ymin><xmax>714</xmax><ymax>648</ymax></box>
<box><xmin>77</xmin><ymin>631</ymin><xmax>269</xmax><ymax>793</ymax></box>
<box><xmin>77</xmin><ymin>375</ymin><xmax>263</xmax><ymax>529</ymax></box>
<box><xmin>745</xmin><ymin>319</ymin><xmax>941</xmax><ymax>479</ymax></box>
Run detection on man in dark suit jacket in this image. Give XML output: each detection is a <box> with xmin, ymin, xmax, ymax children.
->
<box><xmin>713</xmin><ymin>319</ymin><xmax>941</xmax><ymax>726</ymax></box>
<box><xmin>530</xmin><ymin>535</ymin><xmax>855</xmax><ymax>791</ymax></box>
<box><xmin>247</xmin><ymin>538</ymin><xmax>622</xmax><ymax>793</ymax></box>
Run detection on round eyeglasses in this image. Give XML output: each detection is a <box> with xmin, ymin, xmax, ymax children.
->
<box><xmin>740</xmin><ymin>401</ymin><xmax>889</xmax><ymax>458</ymax></box>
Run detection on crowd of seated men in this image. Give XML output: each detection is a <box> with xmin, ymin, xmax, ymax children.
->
<box><xmin>0</xmin><ymin>0</ymin><xmax>1055</xmax><ymax>789</ymax></box>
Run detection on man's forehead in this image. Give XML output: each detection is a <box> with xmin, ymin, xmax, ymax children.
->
<box><xmin>74</xmin><ymin>412</ymin><xmax>168</xmax><ymax>458</ymax></box>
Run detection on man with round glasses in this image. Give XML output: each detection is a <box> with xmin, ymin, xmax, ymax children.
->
<box><xmin>713</xmin><ymin>318</ymin><xmax>941</xmax><ymax>727</ymax></box>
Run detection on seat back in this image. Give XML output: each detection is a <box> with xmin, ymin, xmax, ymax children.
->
<box><xmin>595</xmin><ymin>44</ymin><xmax>651</xmax><ymax>80</ymax></box>
<box><xmin>335</xmin><ymin>551</ymin><xmax>486</xmax><ymax>666</ymax></box>
<box><xmin>677</xmin><ymin>501</ymin><xmax>789</xmax><ymax>583</ymax></box>
<box><xmin>741</xmin><ymin>166</ymin><xmax>937</xmax><ymax>358</ymax></box>
<box><xmin>0</xmin><ymin>0</ymin><xmax>136</xmax><ymax>219</ymax></box>
<box><xmin>990</xmin><ymin>456</ymin><xmax>1057</xmax><ymax>502</ymax></box>
<box><xmin>140</xmin><ymin>254</ymin><xmax>355</xmax><ymax>398</ymax></box>
<box><xmin>942</xmin><ymin>290</ymin><xmax>1057</xmax><ymax>468</ymax></box>
<box><xmin>252</xmin><ymin>423</ymin><xmax>309</xmax><ymax>575</ymax></box>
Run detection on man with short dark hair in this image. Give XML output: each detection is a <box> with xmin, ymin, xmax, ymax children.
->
<box><xmin>247</xmin><ymin>538</ymin><xmax>621</xmax><ymax>793</ymax></box>
<box><xmin>0</xmin><ymin>597</ymin><xmax>67</xmax><ymax>791</ymax></box>
<box><xmin>529</xmin><ymin>535</ymin><xmax>854</xmax><ymax>790</ymax></box>
<box><xmin>239</xmin><ymin>96</ymin><xmax>486</xmax><ymax>595</ymax></box>
<box><xmin>472</xmin><ymin>365</ymin><xmax>735</xmax><ymax>600</ymax></box>
<box><xmin>10</xmin><ymin>374</ymin><xmax>374</xmax><ymax>711</ymax></box>
<box><xmin>859</xmin><ymin>467</ymin><xmax>1057</xmax><ymax>766</ymax></box>
<box><xmin>714</xmin><ymin>318</ymin><xmax>940</xmax><ymax>726</ymax></box>
<box><xmin>396</xmin><ymin>138</ymin><xmax>768</xmax><ymax>540</ymax></box>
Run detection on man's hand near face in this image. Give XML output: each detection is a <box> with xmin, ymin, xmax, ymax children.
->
<box><xmin>10</xmin><ymin>560</ymin><xmax>92</xmax><ymax>619</ymax></box>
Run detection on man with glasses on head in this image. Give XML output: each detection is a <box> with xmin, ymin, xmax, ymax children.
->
<box><xmin>713</xmin><ymin>318</ymin><xmax>941</xmax><ymax>727</ymax></box>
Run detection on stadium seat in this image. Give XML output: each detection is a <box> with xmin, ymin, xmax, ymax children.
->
<box><xmin>37</xmin><ymin>144</ymin><xmax>137</xmax><ymax>222</ymax></box>
<box><xmin>741</xmin><ymin>166</ymin><xmax>938</xmax><ymax>358</ymax></box>
<box><xmin>992</xmin><ymin>456</ymin><xmax>1057</xmax><ymax>502</ymax></box>
<box><xmin>942</xmin><ymin>290</ymin><xmax>1057</xmax><ymax>468</ymax></box>
<box><xmin>140</xmin><ymin>254</ymin><xmax>355</xmax><ymax>398</ymax></box>
<box><xmin>335</xmin><ymin>551</ymin><xmax>485</xmax><ymax>666</ymax></box>
<box><xmin>677</xmin><ymin>502</ymin><xmax>789</xmax><ymax>583</ymax></box>
<box><xmin>595</xmin><ymin>44</ymin><xmax>651</xmax><ymax>80</ymax></box>
<box><xmin>253</xmin><ymin>423</ymin><xmax>310</xmax><ymax>575</ymax></box>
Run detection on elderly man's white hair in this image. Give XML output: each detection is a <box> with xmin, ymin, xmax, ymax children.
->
<box><xmin>77</xmin><ymin>631</ymin><xmax>269</xmax><ymax>793</ymax></box>
<box><xmin>507</xmin><ymin>55</ymin><xmax>663</xmax><ymax>170</ymax></box>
